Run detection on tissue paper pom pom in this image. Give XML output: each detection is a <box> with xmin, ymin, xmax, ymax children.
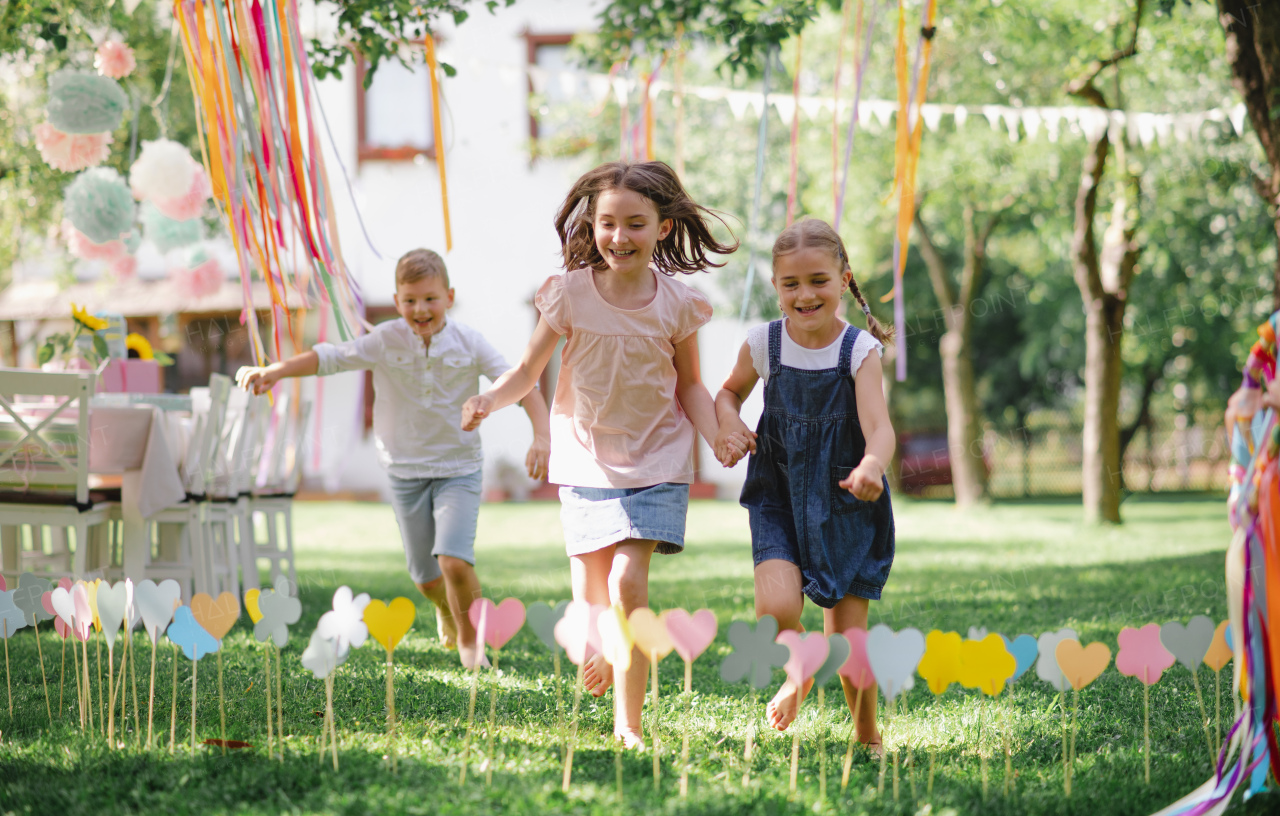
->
<box><xmin>171</xmin><ymin>249</ymin><xmax>224</xmax><ymax>299</ymax></box>
<box><xmin>142</xmin><ymin>203</ymin><xmax>202</xmax><ymax>252</ymax></box>
<box><xmin>46</xmin><ymin>71</ymin><xmax>128</xmax><ymax>135</ymax></box>
<box><xmin>61</xmin><ymin>220</ymin><xmax>127</xmax><ymax>262</ymax></box>
<box><xmin>130</xmin><ymin>139</ymin><xmax>198</xmax><ymax>202</ymax></box>
<box><xmin>152</xmin><ymin>166</ymin><xmax>211</xmax><ymax>221</ymax></box>
<box><xmin>123</xmin><ymin>229</ymin><xmax>141</xmax><ymax>254</ymax></box>
<box><xmin>109</xmin><ymin>255</ymin><xmax>138</xmax><ymax>279</ymax></box>
<box><xmin>35</xmin><ymin>124</ymin><xmax>113</xmax><ymax>172</ymax></box>
<box><xmin>94</xmin><ymin>41</ymin><xmax>136</xmax><ymax>79</ymax></box>
<box><xmin>64</xmin><ymin>167</ymin><xmax>135</xmax><ymax>245</ymax></box>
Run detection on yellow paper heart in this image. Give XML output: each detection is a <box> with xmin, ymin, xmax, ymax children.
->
<box><xmin>597</xmin><ymin>604</ymin><xmax>633</xmax><ymax>670</ymax></box>
<box><xmin>628</xmin><ymin>607</ymin><xmax>674</xmax><ymax>660</ymax></box>
<box><xmin>1056</xmin><ymin>639</ymin><xmax>1111</xmax><ymax>690</ymax></box>
<box><xmin>1205</xmin><ymin>620</ymin><xmax>1232</xmax><ymax>672</ymax></box>
<box><xmin>244</xmin><ymin>589</ymin><xmax>262</xmax><ymax>624</ymax></box>
<box><xmin>88</xmin><ymin>579</ymin><xmax>102</xmax><ymax>632</ymax></box>
<box><xmin>364</xmin><ymin>597</ymin><xmax>416</xmax><ymax>652</ymax></box>
<box><xmin>191</xmin><ymin>591</ymin><xmax>241</xmax><ymax>640</ymax></box>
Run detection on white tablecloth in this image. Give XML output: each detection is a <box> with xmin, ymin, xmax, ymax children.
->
<box><xmin>88</xmin><ymin>405</ymin><xmax>186</xmax><ymax>518</ymax></box>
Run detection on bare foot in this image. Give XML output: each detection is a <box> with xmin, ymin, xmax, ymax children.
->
<box><xmin>863</xmin><ymin>740</ymin><xmax>884</xmax><ymax>761</ymax></box>
<box><xmin>615</xmin><ymin>729</ymin><xmax>646</xmax><ymax>751</ymax></box>
<box><xmin>765</xmin><ymin>677</ymin><xmax>814</xmax><ymax>731</ymax></box>
<box><xmin>458</xmin><ymin>643</ymin><xmax>491</xmax><ymax>670</ymax></box>
<box><xmin>436</xmin><ymin>606</ymin><xmax>457</xmax><ymax>650</ymax></box>
<box><xmin>582</xmin><ymin>653</ymin><xmax>614</xmax><ymax>697</ymax></box>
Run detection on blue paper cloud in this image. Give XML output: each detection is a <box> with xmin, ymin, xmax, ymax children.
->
<box><xmin>0</xmin><ymin>591</ymin><xmax>28</xmax><ymax>638</ymax></box>
<box><xmin>166</xmin><ymin>605</ymin><xmax>220</xmax><ymax>661</ymax></box>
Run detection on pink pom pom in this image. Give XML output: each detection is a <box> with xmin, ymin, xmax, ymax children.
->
<box><xmin>62</xmin><ymin>220</ymin><xmax>126</xmax><ymax>262</ymax></box>
<box><xmin>171</xmin><ymin>257</ymin><xmax>224</xmax><ymax>299</ymax></box>
<box><xmin>35</xmin><ymin>124</ymin><xmax>113</xmax><ymax>172</ymax></box>
<box><xmin>95</xmin><ymin>40</ymin><xmax>137</xmax><ymax>79</ymax></box>
<box><xmin>152</xmin><ymin>167</ymin><xmax>211</xmax><ymax>221</ymax></box>
<box><xmin>110</xmin><ymin>255</ymin><xmax>138</xmax><ymax>279</ymax></box>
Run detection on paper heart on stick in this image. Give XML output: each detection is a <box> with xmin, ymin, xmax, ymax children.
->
<box><xmin>597</xmin><ymin>605</ymin><xmax>634</xmax><ymax>670</ymax></box>
<box><xmin>1036</xmin><ymin>628</ymin><xmax>1078</xmax><ymax>691</ymax></box>
<box><xmin>42</xmin><ymin>591</ymin><xmax>70</xmax><ymax>638</ymax></box>
<box><xmin>255</xmin><ymin>588</ymin><xmax>302</xmax><ymax>648</ymax></box>
<box><xmin>364</xmin><ymin>598</ymin><xmax>415</xmax><ymax>652</ymax></box>
<box><xmin>526</xmin><ymin>600</ymin><xmax>569</xmax><ymax>653</ymax></box>
<box><xmin>777</xmin><ymin>630</ymin><xmax>829</xmax><ymax>687</ymax></box>
<box><xmin>135</xmin><ymin>579</ymin><xmax>182</xmax><ymax>644</ymax></box>
<box><xmin>838</xmin><ymin>627</ymin><xmax>877</xmax><ymax>689</ymax></box>
<box><xmin>918</xmin><ymin>630</ymin><xmax>963</xmax><ymax>695</ymax></box>
<box><xmin>968</xmin><ymin>626</ymin><xmax>988</xmax><ymax>641</ymax></box>
<box><xmin>50</xmin><ymin>586</ymin><xmax>76</xmax><ymax>632</ymax></box>
<box><xmin>191</xmin><ymin>591</ymin><xmax>239</xmax><ymax>640</ymax></box>
<box><xmin>1117</xmin><ymin>624</ymin><xmax>1175</xmax><ymax>685</ymax></box>
<box><xmin>86</xmin><ymin>579</ymin><xmax>102</xmax><ymax>632</ymax></box>
<box><xmin>1205</xmin><ymin>621</ymin><xmax>1232</xmax><ymax>671</ymax></box>
<box><xmin>96</xmin><ymin>580</ymin><xmax>130</xmax><ymax>645</ymax></box>
<box><xmin>1000</xmin><ymin>633</ymin><xmax>1038</xmax><ymax>681</ymax></box>
<box><xmin>1055</xmin><ymin>639</ymin><xmax>1111</xmax><ymax>690</ymax></box>
<box><xmin>0</xmin><ymin>592</ymin><xmax>26</xmax><ymax>636</ymax></box>
<box><xmin>719</xmin><ymin>615</ymin><xmax>789</xmax><ymax>690</ymax></box>
<box><xmin>167</xmin><ymin>606</ymin><xmax>219</xmax><ymax>660</ymax></box>
<box><xmin>71</xmin><ymin>583</ymin><xmax>92</xmax><ymax>641</ymax></box>
<box><xmin>317</xmin><ymin>586</ymin><xmax>371</xmax><ymax>656</ymax></box>
<box><xmin>244</xmin><ymin>588</ymin><xmax>263</xmax><ymax>624</ymax></box>
<box><xmin>665</xmin><ymin>608</ymin><xmax>717</xmax><ymax>663</ymax></box>
<box><xmin>628</xmin><ymin>607</ymin><xmax>674</xmax><ymax>660</ymax></box>
<box><xmin>958</xmin><ymin>634</ymin><xmax>1017</xmax><ymax>696</ymax></box>
<box><xmin>866</xmin><ymin>624</ymin><xmax>925</xmax><ymax>701</ymax></box>
<box><xmin>15</xmin><ymin>573</ymin><xmax>53</xmax><ymax>626</ymax></box>
<box><xmin>1160</xmin><ymin>616</ymin><xmax>1215</xmax><ymax>673</ymax></box>
<box><xmin>468</xmin><ymin>598</ymin><xmax>526</xmax><ymax>650</ymax></box>
<box><xmin>554</xmin><ymin>601</ymin><xmax>604</xmax><ymax>666</ymax></box>
<box><xmin>814</xmin><ymin>633</ymin><xmax>850</xmax><ymax>687</ymax></box>
<box><xmin>300</xmin><ymin>630</ymin><xmax>344</xmax><ymax>679</ymax></box>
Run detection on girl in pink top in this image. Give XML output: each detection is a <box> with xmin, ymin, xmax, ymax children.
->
<box><xmin>462</xmin><ymin>161</ymin><xmax>750</xmax><ymax>748</ymax></box>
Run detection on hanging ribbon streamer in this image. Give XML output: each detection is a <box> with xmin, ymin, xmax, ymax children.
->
<box><xmin>642</xmin><ymin>55</ymin><xmax>666</xmax><ymax>163</ymax></box>
<box><xmin>832</xmin><ymin>0</ymin><xmax>858</xmax><ymax>220</ymax></box>
<box><xmin>835</xmin><ymin>0</ymin><xmax>881</xmax><ymax>226</ymax></box>
<box><xmin>736</xmin><ymin>48</ymin><xmax>775</xmax><ymax>330</ymax></box>
<box><xmin>423</xmin><ymin>34</ymin><xmax>452</xmax><ymax>252</ymax></box>
<box><xmin>785</xmin><ymin>35</ymin><xmax>803</xmax><ymax>227</ymax></box>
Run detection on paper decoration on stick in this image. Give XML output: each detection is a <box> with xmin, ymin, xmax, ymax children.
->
<box><xmin>866</xmin><ymin>625</ymin><xmax>924</xmax><ymax>800</ymax></box>
<box><xmin>0</xmin><ymin>590</ymin><xmax>28</xmax><ymax>717</ymax></box>
<box><xmin>467</xmin><ymin>598</ymin><xmax>525</xmax><ymax>785</ymax></box>
<box><xmin>96</xmin><ymin>580</ymin><xmax>130</xmax><ymax>745</ymax></box>
<box><xmin>1204</xmin><ymin>620</ymin><xmax>1232</xmax><ymax>754</ymax></box>
<box><xmin>720</xmin><ymin>616</ymin><xmax>789</xmax><ymax>787</ymax></box>
<box><xmin>365</xmin><ymin>597</ymin><xmax>416</xmax><ymax>772</ymax></box>
<box><xmin>776</xmin><ymin>631</ymin><xmax>830</xmax><ymax>796</ymax></box>
<box><xmin>596</xmin><ymin>605</ymin><xmax>635</xmax><ymax>799</ymax></box>
<box><xmin>809</xmin><ymin>633</ymin><xmax>850</xmax><ymax>802</ymax></box>
<box><xmin>166</xmin><ymin>606</ymin><xmax>218</xmax><ymax>755</ymax></box>
<box><xmin>526</xmin><ymin>600</ymin><xmax>569</xmax><ymax>763</ymax></box>
<box><xmin>1036</xmin><ymin>628</ymin><xmax>1078</xmax><ymax>692</ymax></box>
<box><xmin>135</xmin><ymin>579</ymin><xmax>180</xmax><ymax>748</ymax></box>
<box><xmin>918</xmin><ymin>630</ymin><xmax>963</xmax><ymax>695</ymax></box>
<box><xmin>1117</xmin><ymin>624</ymin><xmax>1175</xmax><ymax>784</ymax></box>
<box><xmin>71</xmin><ymin>582</ymin><xmax>93</xmax><ymax>731</ymax></box>
<box><xmin>839</xmin><ymin>627</ymin><xmax>878</xmax><ymax>794</ymax></box>
<box><xmin>628</xmin><ymin>608</ymin><xmax>675</xmax><ymax>792</ymax></box>
<box><xmin>191</xmin><ymin>592</ymin><xmax>239</xmax><ymax>754</ymax></box>
<box><xmin>255</xmin><ymin>580</ymin><xmax>303</xmax><ymax>648</ymax></box>
<box><xmin>1161</xmin><ymin>616</ymin><xmax>1217</xmax><ymax>763</ymax></box>
<box><xmin>958</xmin><ymin>634</ymin><xmax>1016</xmax><ymax>697</ymax></box>
<box><xmin>317</xmin><ymin>587</ymin><xmax>371</xmax><ymax>657</ymax></box>
<box><xmin>15</xmin><ymin>574</ymin><xmax>53</xmax><ymax>725</ymax></box>
<box><xmin>300</xmin><ymin>630</ymin><xmax>344</xmax><ymax>770</ymax></box>
<box><xmin>1054</xmin><ymin>638</ymin><xmax>1111</xmax><ymax>795</ymax></box>
<box><xmin>1000</xmin><ymin>634</ymin><xmax>1038</xmax><ymax>682</ymax></box>
<box><xmin>553</xmin><ymin>602</ymin><xmax>605</xmax><ymax>792</ymax></box>
<box><xmin>662</xmin><ymin>607</ymin><xmax>716</xmax><ymax>798</ymax></box>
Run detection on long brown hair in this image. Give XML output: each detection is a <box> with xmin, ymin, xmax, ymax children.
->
<box><xmin>771</xmin><ymin>218</ymin><xmax>895</xmax><ymax>345</ymax></box>
<box><xmin>553</xmin><ymin>161</ymin><xmax>739</xmax><ymax>275</ymax></box>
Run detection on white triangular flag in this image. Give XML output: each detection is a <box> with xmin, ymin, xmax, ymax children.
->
<box><xmin>1230</xmin><ymin>103</ymin><xmax>1247</xmax><ymax>136</ymax></box>
<box><xmin>528</xmin><ymin>66</ymin><xmax>548</xmax><ymax>96</ymax></box>
<box><xmin>612</xmin><ymin>77</ymin><xmax>629</xmax><ymax>107</ymax></box>
<box><xmin>921</xmin><ymin>104</ymin><xmax>943</xmax><ymax>131</ymax></box>
<box><xmin>799</xmin><ymin>97</ymin><xmax>825</xmax><ymax>120</ymax></box>
<box><xmin>1041</xmin><ymin>108</ymin><xmax>1062</xmax><ymax>143</ymax></box>
<box><xmin>982</xmin><ymin>105</ymin><xmax>1003</xmax><ymax>130</ymax></box>
<box><xmin>726</xmin><ymin>92</ymin><xmax>752</xmax><ymax>121</ymax></box>
<box><xmin>773</xmin><ymin>95</ymin><xmax>796</xmax><ymax>125</ymax></box>
<box><xmin>870</xmin><ymin>100</ymin><xmax>894</xmax><ymax>129</ymax></box>
<box><xmin>1001</xmin><ymin>108</ymin><xmax>1021</xmax><ymax>142</ymax></box>
<box><xmin>952</xmin><ymin>104</ymin><xmax>968</xmax><ymax>129</ymax></box>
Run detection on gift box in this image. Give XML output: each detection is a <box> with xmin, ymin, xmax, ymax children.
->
<box><xmin>99</xmin><ymin>358</ymin><xmax>161</xmax><ymax>393</ymax></box>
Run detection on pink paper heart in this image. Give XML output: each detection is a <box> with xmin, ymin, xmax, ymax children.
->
<box><xmin>468</xmin><ymin>597</ymin><xmax>527</xmax><ymax>650</ymax></box>
<box><xmin>71</xmin><ymin>583</ymin><xmax>92</xmax><ymax>642</ymax></box>
<box><xmin>838</xmin><ymin>627</ymin><xmax>877</xmax><ymax>689</ymax></box>
<box><xmin>1116</xmin><ymin>623</ymin><xmax>1176</xmax><ymax>685</ymax></box>
<box><xmin>777</xmin><ymin>630</ymin><xmax>830</xmax><ymax>686</ymax></box>
<box><xmin>665</xmin><ymin>608</ymin><xmax>717</xmax><ymax>663</ymax></box>
<box><xmin>554</xmin><ymin>601</ymin><xmax>604</xmax><ymax>666</ymax></box>
<box><xmin>40</xmin><ymin>591</ymin><xmax>68</xmax><ymax>638</ymax></box>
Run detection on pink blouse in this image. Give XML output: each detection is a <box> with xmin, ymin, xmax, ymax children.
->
<box><xmin>535</xmin><ymin>268</ymin><xmax>714</xmax><ymax>488</ymax></box>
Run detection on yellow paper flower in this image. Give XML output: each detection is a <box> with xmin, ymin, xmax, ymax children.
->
<box><xmin>71</xmin><ymin>303</ymin><xmax>109</xmax><ymax>332</ymax></box>
<box><xmin>124</xmin><ymin>332</ymin><xmax>155</xmax><ymax>360</ymax></box>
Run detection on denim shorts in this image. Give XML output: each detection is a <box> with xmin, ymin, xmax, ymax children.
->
<box><xmin>558</xmin><ymin>482</ymin><xmax>689</xmax><ymax>556</ymax></box>
<box><xmin>387</xmin><ymin>470</ymin><xmax>483</xmax><ymax>584</ymax></box>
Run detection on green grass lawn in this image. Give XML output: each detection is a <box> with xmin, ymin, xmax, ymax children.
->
<box><xmin>0</xmin><ymin>495</ymin><xmax>1269</xmax><ymax>816</ymax></box>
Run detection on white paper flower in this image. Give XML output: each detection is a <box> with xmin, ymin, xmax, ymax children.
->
<box><xmin>316</xmin><ymin>586</ymin><xmax>370</xmax><ymax>657</ymax></box>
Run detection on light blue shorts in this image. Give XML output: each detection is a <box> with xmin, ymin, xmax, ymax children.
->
<box><xmin>558</xmin><ymin>482</ymin><xmax>689</xmax><ymax>557</ymax></box>
<box><xmin>387</xmin><ymin>470</ymin><xmax>483</xmax><ymax>585</ymax></box>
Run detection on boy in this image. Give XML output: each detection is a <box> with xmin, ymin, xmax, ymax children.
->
<box><xmin>237</xmin><ymin>249</ymin><xmax>549</xmax><ymax>668</ymax></box>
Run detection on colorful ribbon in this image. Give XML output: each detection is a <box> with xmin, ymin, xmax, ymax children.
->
<box><xmin>424</xmin><ymin>34</ymin><xmax>452</xmax><ymax>252</ymax></box>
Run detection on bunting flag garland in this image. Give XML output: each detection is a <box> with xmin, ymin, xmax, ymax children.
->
<box><xmin>173</xmin><ymin>0</ymin><xmax>367</xmax><ymax>366</ymax></box>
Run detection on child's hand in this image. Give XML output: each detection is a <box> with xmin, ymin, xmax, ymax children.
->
<box><xmin>840</xmin><ymin>455</ymin><xmax>885</xmax><ymax>501</ymax></box>
<box><xmin>713</xmin><ymin>421</ymin><xmax>756</xmax><ymax>468</ymax></box>
<box><xmin>235</xmin><ymin>365</ymin><xmax>279</xmax><ymax>396</ymax></box>
<box><xmin>525</xmin><ymin>437</ymin><xmax>550</xmax><ymax>481</ymax></box>
<box><xmin>461</xmin><ymin>394</ymin><xmax>494</xmax><ymax>431</ymax></box>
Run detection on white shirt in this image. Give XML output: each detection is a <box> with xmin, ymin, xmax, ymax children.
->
<box><xmin>747</xmin><ymin>320</ymin><xmax>884</xmax><ymax>383</ymax></box>
<box><xmin>314</xmin><ymin>319</ymin><xmax>509</xmax><ymax>480</ymax></box>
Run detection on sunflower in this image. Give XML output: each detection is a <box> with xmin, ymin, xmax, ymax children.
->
<box><xmin>71</xmin><ymin>303</ymin><xmax>109</xmax><ymax>332</ymax></box>
<box><xmin>124</xmin><ymin>333</ymin><xmax>155</xmax><ymax>360</ymax></box>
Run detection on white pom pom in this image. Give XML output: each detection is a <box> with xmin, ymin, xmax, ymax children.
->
<box><xmin>129</xmin><ymin>139</ymin><xmax>196</xmax><ymax>202</ymax></box>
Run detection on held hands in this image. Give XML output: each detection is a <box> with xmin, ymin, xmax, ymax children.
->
<box><xmin>460</xmin><ymin>393</ymin><xmax>494</xmax><ymax>432</ymax></box>
<box><xmin>525</xmin><ymin>437</ymin><xmax>550</xmax><ymax>481</ymax></box>
<box><xmin>713</xmin><ymin>420</ymin><xmax>757</xmax><ymax>468</ymax></box>
<box><xmin>235</xmin><ymin>365</ymin><xmax>280</xmax><ymax>396</ymax></box>
<box><xmin>840</xmin><ymin>455</ymin><xmax>886</xmax><ymax>501</ymax></box>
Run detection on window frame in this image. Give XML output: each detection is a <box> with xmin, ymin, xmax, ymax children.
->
<box><xmin>355</xmin><ymin>45</ymin><xmax>439</xmax><ymax>164</ymax></box>
<box><xmin>523</xmin><ymin>31</ymin><xmax>576</xmax><ymax>157</ymax></box>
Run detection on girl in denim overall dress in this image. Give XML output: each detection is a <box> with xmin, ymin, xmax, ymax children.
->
<box><xmin>714</xmin><ymin>218</ymin><xmax>896</xmax><ymax>753</ymax></box>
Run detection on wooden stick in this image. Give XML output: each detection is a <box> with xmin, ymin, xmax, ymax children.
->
<box><xmin>743</xmin><ymin>689</ymin><xmax>757</xmax><ymax>788</ymax></box>
<box><xmin>485</xmin><ymin>651</ymin><xmax>500</xmax><ymax>785</ymax></box>
<box><xmin>318</xmin><ymin>678</ymin><xmax>328</xmax><ymax>763</ymax></box>
<box><xmin>650</xmin><ymin>650</ymin><xmax>660</xmax><ymax>791</ymax></box>
<box><xmin>147</xmin><ymin>637</ymin><xmax>157</xmax><ymax>748</ymax></box>
<box><xmin>1214</xmin><ymin>669</ymin><xmax>1222</xmax><ymax>757</ymax></box>
<box><xmin>561</xmin><ymin>662</ymin><xmax>585</xmax><ymax>792</ymax></box>
<box><xmin>928</xmin><ymin>748</ymin><xmax>936</xmax><ymax>799</ymax></box>
<box><xmin>190</xmin><ymin>658</ymin><xmax>198</xmax><ymax>755</ymax></box>
<box><xmin>680</xmin><ymin>657</ymin><xmax>691</xmax><ymax>797</ymax></box>
<box><xmin>1143</xmin><ymin>668</ymin><xmax>1151</xmax><ymax>784</ymax></box>
<box><xmin>168</xmin><ymin>644</ymin><xmax>177</xmax><ymax>754</ymax></box>
<box><xmin>1060</xmin><ymin>689</ymin><xmax>1069</xmax><ymax>796</ymax></box>
<box><xmin>96</xmin><ymin>634</ymin><xmax>103</xmax><ymax>733</ymax></box>
<box><xmin>3</xmin><ymin>621</ymin><xmax>10</xmax><ymax>717</ymax></box>
<box><xmin>71</xmin><ymin>635</ymin><xmax>83</xmax><ymax>728</ymax></box>
<box><xmin>789</xmin><ymin>727</ymin><xmax>801</xmax><ymax>795</ymax></box>
<box><xmin>818</xmin><ymin>686</ymin><xmax>827</xmax><ymax>800</ymax></box>
<box><xmin>326</xmin><ymin>674</ymin><xmax>338</xmax><ymax>771</ymax></box>
<box><xmin>84</xmin><ymin>638</ymin><xmax>94</xmax><ymax>733</ymax></box>
<box><xmin>615</xmin><ymin>698</ymin><xmax>624</xmax><ymax>803</ymax></box>
<box><xmin>388</xmin><ymin>648</ymin><xmax>398</xmax><ymax>773</ymax></box>
<box><xmin>841</xmin><ymin>670</ymin><xmax>867</xmax><ymax>792</ymax></box>
<box><xmin>274</xmin><ymin>645</ymin><xmax>284</xmax><ymax>762</ymax></box>
<box><xmin>892</xmin><ymin>696</ymin><xmax>901</xmax><ymax>801</ymax></box>
<box><xmin>1003</xmin><ymin>693</ymin><xmax>1013</xmax><ymax>796</ymax></box>
<box><xmin>979</xmin><ymin>695</ymin><xmax>988</xmax><ymax>799</ymax></box>
<box><xmin>876</xmin><ymin>692</ymin><xmax>891</xmax><ymax>797</ymax></box>
<box><xmin>129</xmin><ymin>630</ymin><xmax>140</xmax><ymax>742</ymax></box>
<box><xmin>33</xmin><ymin>621</ymin><xmax>52</xmax><ymax>725</ymax></box>
<box><xmin>460</xmin><ymin>606</ymin><xmax>487</xmax><ymax>785</ymax></box>
<box><xmin>1191</xmin><ymin>668</ymin><xmax>1214</xmax><ymax>763</ymax></box>
<box><xmin>107</xmin><ymin>642</ymin><xmax>116</xmax><ymax>745</ymax></box>
<box><xmin>554</xmin><ymin>650</ymin><xmax>564</xmax><ymax>763</ymax></box>
<box><xmin>216</xmin><ymin>648</ymin><xmax>226</xmax><ymax>754</ymax></box>
<box><xmin>1070</xmin><ymin>686</ymin><xmax>1079</xmax><ymax>776</ymax></box>
<box><xmin>263</xmin><ymin>649</ymin><xmax>273</xmax><ymax>760</ymax></box>
<box><xmin>60</xmin><ymin>635</ymin><xmax>68</xmax><ymax>721</ymax></box>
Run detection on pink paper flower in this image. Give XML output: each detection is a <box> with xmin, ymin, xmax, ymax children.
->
<box><xmin>152</xmin><ymin>167</ymin><xmax>212</xmax><ymax>221</ymax></box>
<box><xmin>95</xmin><ymin>41</ymin><xmax>136</xmax><ymax>79</ymax></box>
<box><xmin>61</xmin><ymin>220</ymin><xmax>126</xmax><ymax>262</ymax></box>
<box><xmin>35</xmin><ymin>124</ymin><xmax>113</xmax><ymax>172</ymax></box>
<box><xmin>109</xmin><ymin>255</ymin><xmax>138</xmax><ymax>280</ymax></box>
<box><xmin>171</xmin><ymin>256</ymin><xmax>224</xmax><ymax>299</ymax></box>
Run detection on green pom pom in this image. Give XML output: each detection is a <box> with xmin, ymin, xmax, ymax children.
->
<box><xmin>141</xmin><ymin>203</ymin><xmax>201</xmax><ymax>253</ymax></box>
<box><xmin>46</xmin><ymin>70</ymin><xmax>128</xmax><ymax>134</ymax></box>
<box><xmin>123</xmin><ymin>229</ymin><xmax>142</xmax><ymax>254</ymax></box>
<box><xmin>64</xmin><ymin>167</ymin><xmax>135</xmax><ymax>244</ymax></box>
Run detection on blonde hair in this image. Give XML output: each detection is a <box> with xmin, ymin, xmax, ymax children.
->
<box><xmin>771</xmin><ymin>218</ymin><xmax>895</xmax><ymax>345</ymax></box>
<box><xmin>395</xmin><ymin>248</ymin><xmax>450</xmax><ymax>288</ymax></box>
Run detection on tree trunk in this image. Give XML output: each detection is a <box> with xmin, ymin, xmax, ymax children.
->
<box><xmin>1081</xmin><ymin>293</ymin><xmax>1125</xmax><ymax>522</ymax></box>
<box><xmin>1217</xmin><ymin>1</ymin><xmax>1280</xmax><ymax>307</ymax></box>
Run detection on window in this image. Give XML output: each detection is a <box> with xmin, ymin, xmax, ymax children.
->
<box><xmin>524</xmin><ymin>32</ymin><xmax>578</xmax><ymax>152</ymax></box>
<box><xmin>356</xmin><ymin>47</ymin><xmax>437</xmax><ymax>163</ymax></box>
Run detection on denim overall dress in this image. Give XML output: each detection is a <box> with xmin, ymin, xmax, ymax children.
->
<box><xmin>740</xmin><ymin>320</ymin><xmax>895</xmax><ymax>608</ymax></box>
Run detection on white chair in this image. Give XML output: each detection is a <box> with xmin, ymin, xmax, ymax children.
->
<box><xmin>0</xmin><ymin>369</ymin><xmax>117</xmax><ymax>584</ymax></box>
<box><xmin>228</xmin><ymin>392</ymin><xmax>270</xmax><ymax>591</ymax></box>
<box><xmin>248</xmin><ymin>394</ymin><xmax>309</xmax><ymax>588</ymax></box>
<box><xmin>201</xmin><ymin>375</ymin><xmax>244</xmax><ymax>598</ymax></box>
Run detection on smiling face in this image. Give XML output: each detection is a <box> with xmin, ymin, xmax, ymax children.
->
<box><xmin>394</xmin><ymin>275</ymin><xmax>454</xmax><ymax>340</ymax></box>
<box><xmin>592</xmin><ymin>187</ymin><xmax>673</xmax><ymax>274</ymax></box>
<box><xmin>772</xmin><ymin>246</ymin><xmax>853</xmax><ymax>335</ymax></box>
